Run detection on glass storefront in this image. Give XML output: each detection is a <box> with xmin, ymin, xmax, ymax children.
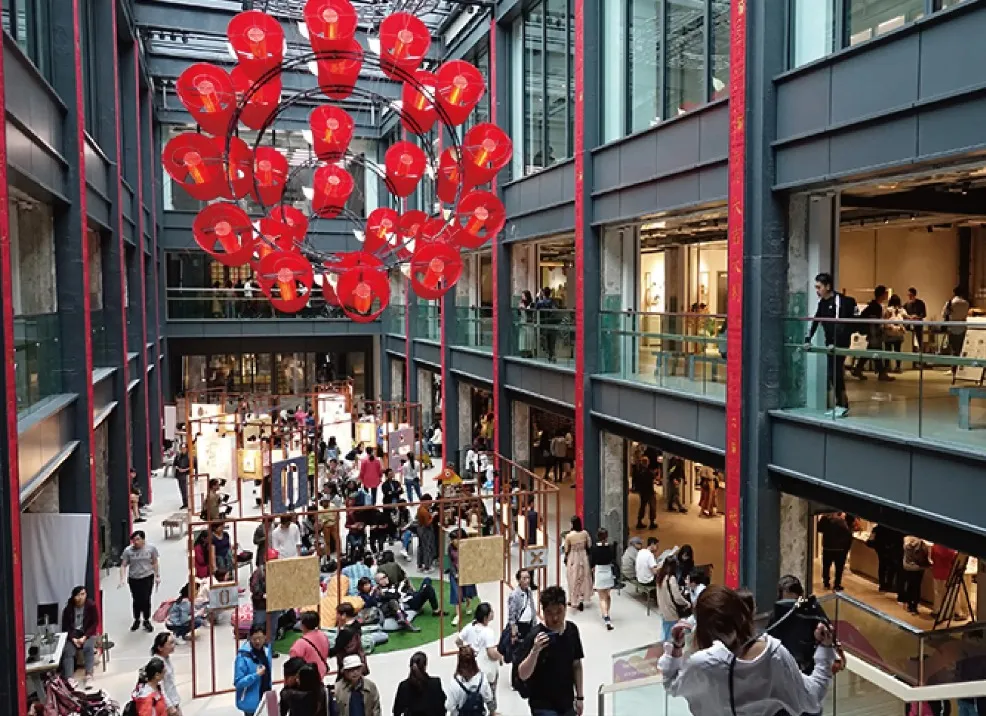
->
<box><xmin>179</xmin><ymin>350</ymin><xmax>366</xmax><ymax>397</ymax></box>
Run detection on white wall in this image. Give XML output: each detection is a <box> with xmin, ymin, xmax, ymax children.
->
<box><xmin>839</xmin><ymin>226</ymin><xmax>960</xmax><ymax>319</ymax></box>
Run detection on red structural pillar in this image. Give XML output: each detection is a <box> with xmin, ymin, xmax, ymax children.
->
<box><xmin>572</xmin><ymin>0</ymin><xmax>586</xmax><ymax>517</ymax></box>
<box><xmin>724</xmin><ymin>0</ymin><xmax>749</xmax><ymax>590</ymax></box>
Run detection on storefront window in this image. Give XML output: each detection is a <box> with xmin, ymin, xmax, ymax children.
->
<box><xmin>545</xmin><ymin>0</ymin><xmax>569</xmax><ymax>166</ymax></box>
<box><xmin>847</xmin><ymin>0</ymin><xmax>924</xmax><ymax>46</ymax></box>
<box><xmin>630</xmin><ymin>0</ymin><xmax>661</xmax><ymax>133</ymax></box>
<box><xmin>789</xmin><ymin>0</ymin><xmax>835</xmax><ymax>68</ymax></box>
<box><xmin>709</xmin><ymin>1</ymin><xmax>730</xmax><ymax>100</ymax></box>
<box><xmin>524</xmin><ymin>4</ymin><xmax>545</xmax><ymax>173</ymax></box>
<box><xmin>665</xmin><ymin>0</ymin><xmax>706</xmax><ymax>118</ymax></box>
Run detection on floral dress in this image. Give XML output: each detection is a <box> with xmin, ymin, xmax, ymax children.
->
<box><xmin>564</xmin><ymin>530</ymin><xmax>593</xmax><ymax>606</ymax></box>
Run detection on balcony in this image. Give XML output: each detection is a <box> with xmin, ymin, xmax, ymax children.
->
<box><xmin>414</xmin><ymin>302</ymin><xmax>440</xmax><ymax>342</ymax></box>
<box><xmin>507</xmin><ymin>306</ymin><xmax>576</xmax><ymax>368</ymax></box>
<box><xmin>14</xmin><ymin>313</ymin><xmax>62</xmax><ymax>414</ymax></box>
<box><xmin>385</xmin><ymin>304</ymin><xmax>406</xmax><ymax>336</ymax></box>
<box><xmin>782</xmin><ymin>316</ymin><xmax>986</xmax><ymax>452</ymax></box>
<box><xmin>166</xmin><ymin>287</ymin><xmax>351</xmax><ymax>321</ymax></box>
<box><xmin>451</xmin><ymin>305</ymin><xmax>492</xmax><ymax>352</ymax></box>
<box><xmin>597</xmin><ymin>311</ymin><xmax>726</xmax><ymax>400</ymax></box>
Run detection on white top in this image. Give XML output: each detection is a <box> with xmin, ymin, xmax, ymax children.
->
<box><xmin>459</xmin><ymin>623</ymin><xmax>500</xmax><ymax>680</ymax></box>
<box><xmin>658</xmin><ymin>635</ymin><xmax>836</xmax><ymax>716</ymax></box>
<box><xmin>635</xmin><ymin>548</ymin><xmax>658</xmax><ymax>584</ymax></box>
<box><xmin>465</xmin><ymin>449</ymin><xmax>479</xmax><ymax>471</ymax></box>
<box><xmin>447</xmin><ymin>671</ymin><xmax>493</xmax><ymax>716</ymax></box>
<box><xmin>160</xmin><ymin>655</ymin><xmax>180</xmax><ymax>708</ymax></box>
<box><xmin>432</xmin><ymin>428</ymin><xmax>443</xmax><ymax>444</ymax></box>
<box><xmin>270</xmin><ymin>523</ymin><xmax>301</xmax><ymax>559</ymax></box>
<box><xmin>401</xmin><ymin>461</ymin><xmax>416</xmax><ymax>481</ymax></box>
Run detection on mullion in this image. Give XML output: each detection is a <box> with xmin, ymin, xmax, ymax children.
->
<box><xmin>624</xmin><ymin>0</ymin><xmax>631</xmax><ymax>137</ymax></box>
<box><xmin>835</xmin><ymin>0</ymin><xmax>847</xmax><ymax>52</ymax></box>
<box><xmin>540</xmin><ymin>0</ymin><xmax>548</xmax><ymax>168</ymax></box>
<box><xmin>703</xmin><ymin>0</ymin><xmax>711</xmax><ymax>105</ymax></box>
<box><xmin>658</xmin><ymin>0</ymin><xmax>666</xmax><ymax>122</ymax></box>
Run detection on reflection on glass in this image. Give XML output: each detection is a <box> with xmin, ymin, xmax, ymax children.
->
<box><xmin>524</xmin><ymin>2</ymin><xmax>545</xmax><ymax>173</ymax></box>
<box><xmin>601</xmin><ymin>0</ymin><xmax>627</xmax><ymax>142</ymax></box>
<box><xmin>665</xmin><ymin>0</ymin><xmax>706</xmax><ymax>118</ymax></box>
<box><xmin>790</xmin><ymin>0</ymin><xmax>835</xmax><ymax>67</ymax></box>
<box><xmin>182</xmin><ymin>355</ymin><xmax>206</xmax><ymax>393</ymax></box>
<box><xmin>545</xmin><ymin>0</ymin><xmax>568</xmax><ymax>168</ymax></box>
<box><xmin>630</xmin><ymin>0</ymin><xmax>661</xmax><ymax>132</ymax></box>
<box><xmin>848</xmin><ymin>0</ymin><xmax>924</xmax><ymax>46</ymax></box>
<box><xmin>710</xmin><ymin>1</ymin><xmax>730</xmax><ymax>100</ymax></box>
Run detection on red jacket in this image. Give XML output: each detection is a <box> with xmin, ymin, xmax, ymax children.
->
<box><xmin>358</xmin><ymin>457</ymin><xmax>383</xmax><ymax>489</ymax></box>
<box><xmin>133</xmin><ymin>685</ymin><xmax>168</xmax><ymax>716</ymax></box>
<box><xmin>194</xmin><ymin>542</ymin><xmax>211</xmax><ymax>579</ymax></box>
<box><xmin>931</xmin><ymin>544</ymin><xmax>958</xmax><ymax>581</ymax></box>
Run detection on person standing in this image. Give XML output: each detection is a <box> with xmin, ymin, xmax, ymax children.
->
<box><xmin>271</xmin><ymin>515</ymin><xmax>302</xmax><ymax>559</ymax></box>
<box><xmin>904</xmin><ymin>287</ymin><xmax>928</xmax><ymax>355</ymax></box>
<box><xmin>447</xmin><ymin>646</ymin><xmax>494</xmax><ymax>716</ymax></box>
<box><xmin>883</xmin><ymin>294</ymin><xmax>908</xmax><ymax>373</ymax></box>
<box><xmin>562</xmin><ymin>516</ymin><xmax>593</xmax><ymax>611</ymax></box>
<box><xmin>431</xmin><ymin>423</ymin><xmax>443</xmax><ymax>460</ymax></box>
<box><xmin>234</xmin><ymin>626</ymin><xmax>273</xmax><ymax>716</ymax></box>
<box><xmin>393</xmin><ymin>652</ymin><xmax>447</xmax><ymax>716</ymax></box>
<box><xmin>655</xmin><ymin>557</ymin><xmax>691</xmax><ymax>642</ymax></box>
<box><xmin>817</xmin><ymin>512</ymin><xmax>852</xmax><ymax>591</ymax></box>
<box><xmin>402</xmin><ymin>454</ymin><xmax>422</xmax><ymax>502</ymax></box>
<box><xmin>131</xmin><ymin>657</ymin><xmax>170</xmax><ymax>716</ymax></box>
<box><xmin>516</xmin><ymin>585</ymin><xmax>585</xmax><ymax>716</ymax></box>
<box><xmin>902</xmin><ymin>536</ymin><xmax>932</xmax><ymax>615</ymax></box>
<box><xmin>172</xmin><ymin>443</ymin><xmax>191</xmax><ymax>511</ymax></box>
<box><xmin>589</xmin><ymin>529</ymin><xmax>617</xmax><ymax>630</ymax></box>
<box><xmin>359</xmin><ymin>447</ymin><xmax>384</xmax><ymax>505</ymax></box>
<box><xmin>336</xmin><ymin>655</ymin><xmax>381</xmax><ymax>716</ymax></box>
<box><xmin>151</xmin><ymin>633</ymin><xmax>182</xmax><ymax>716</ymax></box>
<box><xmin>550</xmin><ymin>431</ymin><xmax>569</xmax><ymax>483</ymax></box>
<box><xmin>518</xmin><ymin>290</ymin><xmax>535</xmax><ymax>358</ymax></box>
<box><xmin>806</xmin><ymin>272</ymin><xmax>858</xmax><ymax>418</ymax></box>
<box><xmin>457</xmin><ymin>603</ymin><xmax>502</xmax><ymax>714</ymax></box>
<box><xmin>930</xmin><ymin>543</ymin><xmax>967</xmax><ymax>620</ymax></box>
<box><xmin>416</xmin><ymin>496</ymin><xmax>438</xmax><ymax>572</ymax></box>
<box><xmin>288</xmin><ymin>610</ymin><xmax>331</xmax><ymax>681</ymax></box>
<box><xmin>119</xmin><ymin>530</ymin><xmax>160</xmax><ymax>633</ymax></box>
<box><xmin>279</xmin><ymin>657</ymin><xmax>327</xmax><ymax>716</ymax></box>
<box><xmin>507</xmin><ymin>569</ymin><xmax>539</xmax><ymax>690</ymax></box>
<box><xmin>448</xmin><ymin>532</ymin><xmax>478</xmax><ymax>627</ymax></box>
<box><xmin>535</xmin><ymin>288</ymin><xmax>559</xmax><ymax>362</ymax></box>
<box><xmin>329</xmin><ymin>603</ymin><xmax>367</xmax><ymax>676</ymax></box>
<box><xmin>60</xmin><ymin>586</ymin><xmax>99</xmax><ymax>687</ymax></box>
<box><xmin>852</xmin><ymin>285</ymin><xmax>894</xmax><ymax>382</ymax></box>
<box><xmin>868</xmin><ymin>523</ymin><xmax>904</xmax><ymax>593</ymax></box>
<box><xmin>632</xmin><ymin>456</ymin><xmax>657</xmax><ymax>530</ymax></box>
<box><xmin>945</xmin><ymin>285</ymin><xmax>972</xmax><ymax>361</ymax></box>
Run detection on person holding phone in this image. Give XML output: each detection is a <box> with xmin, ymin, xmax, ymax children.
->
<box><xmin>233</xmin><ymin>625</ymin><xmax>272</xmax><ymax>716</ymax></box>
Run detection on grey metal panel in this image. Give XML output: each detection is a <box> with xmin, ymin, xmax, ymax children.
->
<box><xmin>503</xmin><ymin>360</ymin><xmax>575</xmax><ymax>409</ymax></box>
<box><xmin>165</xmin><ymin>319</ymin><xmax>381</xmax><ymax>338</ymax></box>
<box><xmin>775</xmin><ymin>67</ymin><xmax>830</xmax><ymax>140</ymax></box>
<box><xmin>449</xmin><ymin>348</ymin><xmax>494</xmax><ymax>383</ymax></box>
<box><xmin>384</xmin><ymin>335</ymin><xmax>407</xmax><ymax>356</ymax></box>
<box><xmin>824</xmin><ymin>432</ymin><xmax>911</xmax><ymax>504</ymax></box>
<box><xmin>501</xmin><ymin>161</ymin><xmax>576</xmax><ymax>242</ymax></box>
<box><xmin>413</xmin><ymin>340</ymin><xmax>442</xmax><ymax>368</ymax></box>
<box><xmin>16</xmin><ymin>396</ymin><xmax>76</xmax><ymax>493</ymax></box>
<box><xmin>86</xmin><ymin>186</ymin><xmax>112</xmax><ymax>229</ymax></box>
<box><xmin>92</xmin><ymin>373</ymin><xmax>116</xmax><ymax>419</ymax></box>
<box><xmin>771</xmin><ymin>421</ymin><xmax>827</xmax><ymax>478</ymax></box>
<box><xmin>84</xmin><ymin>136</ymin><xmax>111</xmax><ymax>198</ymax></box>
<box><xmin>828</xmin><ymin>36</ymin><xmax>919</xmax><ymax>126</ymax></box>
<box><xmin>919</xmin><ymin>9</ymin><xmax>986</xmax><ymax>99</ymax></box>
<box><xmin>910</xmin><ymin>454</ymin><xmax>984</xmax><ymax>532</ymax></box>
<box><xmin>503</xmin><ymin>203</ymin><xmax>575</xmax><ymax>243</ymax></box>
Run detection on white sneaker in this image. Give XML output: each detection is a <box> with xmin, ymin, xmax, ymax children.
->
<box><xmin>400</xmin><ymin>549</ymin><xmax>409</xmax><ymax>560</ymax></box>
<box><xmin>451</xmin><ymin>613</ymin><xmax>459</xmax><ymax>627</ymax></box>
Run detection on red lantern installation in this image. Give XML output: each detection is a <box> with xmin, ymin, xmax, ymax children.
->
<box><xmin>408</xmin><ymin>242</ymin><xmax>462</xmax><ymax>299</ymax></box>
<box><xmin>462</xmin><ymin>123</ymin><xmax>513</xmax><ymax>186</ymax></box>
<box><xmin>252</xmin><ymin>147</ymin><xmax>289</xmax><ymax>205</ymax></box>
<box><xmin>384</xmin><ymin>141</ymin><xmax>426</xmax><ymax>198</ymax></box>
<box><xmin>268</xmin><ymin>205</ymin><xmax>309</xmax><ymax>244</ymax></box>
<box><xmin>401</xmin><ymin>71</ymin><xmax>437</xmax><ymax>134</ymax></box>
<box><xmin>454</xmin><ymin>191</ymin><xmax>505</xmax><ymax>249</ymax></box>
<box><xmin>215</xmin><ymin>135</ymin><xmax>255</xmax><ymax>200</ymax></box>
<box><xmin>436</xmin><ymin>147</ymin><xmax>467</xmax><ymax>204</ymax></box>
<box><xmin>231</xmin><ymin>67</ymin><xmax>281</xmax><ymax>130</ymax></box>
<box><xmin>378</xmin><ymin>13</ymin><xmax>430</xmax><ymax>81</ymax></box>
<box><xmin>254</xmin><ymin>220</ymin><xmax>299</xmax><ymax>266</ymax></box>
<box><xmin>304</xmin><ymin>0</ymin><xmax>357</xmax><ymax>53</ymax></box>
<box><xmin>257</xmin><ymin>251</ymin><xmax>314</xmax><ymax>314</ymax></box>
<box><xmin>309</xmin><ymin>106</ymin><xmax>354</xmax><ymax>161</ymax></box>
<box><xmin>162</xmin><ymin>132</ymin><xmax>223</xmax><ymax>201</ymax></box>
<box><xmin>395</xmin><ymin>210</ymin><xmax>427</xmax><ymax>260</ymax></box>
<box><xmin>176</xmin><ymin>63</ymin><xmax>236</xmax><ymax>136</ymax></box>
<box><xmin>364</xmin><ymin>208</ymin><xmax>399</xmax><ymax>254</ymax></box>
<box><xmin>227</xmin><ymin>10</ymin><xmax>285</xmax><ymax>79</ymax></box>
<box><xmin>435</xmin><ymin>60</ymin><xmax>485</xmax><ymax>127</ymax></box>
<box><xmin>192</xmin><ymin>203</ymin><xmax>256</xmax><ymax>266</ymax></box>
<box><xmin>419</xmin><ymin>216</ymin><xmax>460</xmax><ymax>247</ymax></box>
<box><xmin>312</xmin><ymin>164</ymin><xmax>355</xmax><ymax>219</ymax></box>
<box><xmin>315</xmin><ymin>39</ymin><xmax>362</xmax><ymax>100</ymax></box>
<box><xmin>336</xmin><ymin>264</ymin><xmax>390</xmax><ymax>323</ymax></box>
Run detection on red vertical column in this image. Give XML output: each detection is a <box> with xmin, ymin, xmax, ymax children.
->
<box><xmin>724</xmin><ymin>0</ymin><xmax>749</xmax><ymax>590</ymax></box>
<box><xmin>573</xmin><ymin>0</ymin><xmax>586</xmax><ymax>516</ymax></box>
<box><xmin>135</xmin><ymin>55</ymin><xmax>153</xmax><ymax>500</ymax></box>
<box><xmin>0</xmin><ymin>18</ymin><xmax>27</xmax><ymax>713</ymax></box>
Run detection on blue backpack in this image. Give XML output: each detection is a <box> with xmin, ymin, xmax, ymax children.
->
<box><xmin>455</xmin><ymin>675</ymin><xmax>486</xmax><ymax>716</ymax></box>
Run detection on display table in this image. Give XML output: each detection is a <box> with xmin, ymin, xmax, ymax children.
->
<box><xmin>25</xmin><ymin>631</ymin><xmax>67</xmax><ymax>700</ymax></box>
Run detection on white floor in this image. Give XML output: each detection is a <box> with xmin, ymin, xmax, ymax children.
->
<box><xmin>86</xmin><ymin>465</ymin><xmax>666</xmax><ymax>716</ymax></box>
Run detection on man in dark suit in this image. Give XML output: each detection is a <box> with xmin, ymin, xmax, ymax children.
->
<box><xmin>806</xmin><ymin>272</ymin><xmax>857</xmax><ymax>417</ymax></box>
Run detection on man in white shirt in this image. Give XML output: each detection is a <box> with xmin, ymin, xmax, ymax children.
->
<box><xmin>430</xmin><ymin>426</ymin><xmax>443</xmax><ymax>458</ymax></box>
<box><xmin>635</xmin><ymin>537</ymin><xmax>661</xmax><ymax>585</ymax></box>
<box><xmin>270</xmin><ymin>515</ymin><xmax>302</xmax><ymax>559</ymax></box>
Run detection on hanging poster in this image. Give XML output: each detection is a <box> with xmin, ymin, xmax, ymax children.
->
<box><xmin>387</xmin><ymin>426</ymin><xmax>414</xmax><ymax>466</ymax></box>
<box><xmin>271</xmin><ymin>456</ymin><xmax>309</xmax><ymax>512</ymax></box>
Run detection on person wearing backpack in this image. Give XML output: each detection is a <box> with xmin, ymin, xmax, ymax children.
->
<box><xmin>126</xmin><ymin>657</ymin><xmax>169</xmax><ymax>716</ymax></box>
<box><xmin>448</xmin><ymin>646</ymin><xmax>494</xmax><ymax>716</ymax></box>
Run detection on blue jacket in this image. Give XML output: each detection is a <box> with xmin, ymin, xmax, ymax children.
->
<box><xmin>233</xmin><ymin>641</ymin><xmax>272</xmax><ymax>714</ymax></box>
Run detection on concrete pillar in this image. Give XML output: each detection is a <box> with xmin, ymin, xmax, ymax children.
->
<box><xmin>600</xmin><ymin>431</ymin><xmax>626</xmax><ymax>546</ymax></box>
<box><xmin>512</xmin><ymin>401</ymin><xmax>530</xmax><ymax>467</ymax></box>
<box><xmin>25</xmin><ymin>478</ymin><xmax>60</xmax><ymax>513</ymax></box>
<box><xmin>417</xmin><ymin>368</ymin><xmax>433</xmax><ymax>427</ymax></box>
<box><xmin>458</xmin><ymin>382</ymin><xmax>472</xmax><ymax>450</ymax></box>
<box><xmin>391</xmin><ymin>359</ymin><xmax>405</xmax><ymax>402</ymax></box>
<box><xmin>779</xmin><ymin>493</ymin><xmax>811</xmax><ymax>585</ymax></box>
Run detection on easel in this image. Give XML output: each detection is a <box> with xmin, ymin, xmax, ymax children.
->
<box><xmin>933</xmin><ymin>553</ymin><xmax>974</xmax><ymax>629</ymax></box>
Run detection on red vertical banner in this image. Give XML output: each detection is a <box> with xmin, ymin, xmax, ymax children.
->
<box><xmin>573</xmin><ymin>0</ymin><xmax>585</xmax><ymax>518</ymax></box>
<box><xmin>490</xmin><ymin>18</ymin><xmax>500</xmax><ymax>456</ymax></box>
<box><xmin>724</xmin><ymin>0</ymin><xmax>748</xmax><ymax>590</ymax></box>
<box><xmin>0</xmin><ymin>11</ymin><xmax>27</xmax><ymax>712</ymax></box>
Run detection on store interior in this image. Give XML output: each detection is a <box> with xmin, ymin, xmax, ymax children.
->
<box><xmin>177</xmin><ymin>350</ymin><xmax>367</xmax><ymax>397</ymax></box>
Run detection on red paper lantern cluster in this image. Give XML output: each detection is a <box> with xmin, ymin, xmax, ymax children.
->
<box><xmin>163</xmin><ymin>1</ymin><xmax>514</xmax><ymax>316</ymax></box>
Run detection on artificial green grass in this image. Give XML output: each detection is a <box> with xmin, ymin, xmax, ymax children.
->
<box><xmin>274</xmin><ymin>578</ymin><xmax>461</xmax><ymax>656</ymax></box>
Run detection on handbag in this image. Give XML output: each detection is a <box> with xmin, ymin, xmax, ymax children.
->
<box><xmin>497</xmin><ymin>624</ymin><xmax>514</xmax><ymax>664</ymax></box>
<box><xmin>667</xmin><ymin>580</ymin><xmax>691</xmax><ymax>619</ymax></box>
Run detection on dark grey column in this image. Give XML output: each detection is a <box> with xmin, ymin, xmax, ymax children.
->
<box><xmin>380</xmin><ymin>340</ymin><xmax>393</xmax><ymax>401</ymax></box>
<box><xmin>405</xmin><ymin>299</ymin><xmax>418</xmax><ymax>403</ymax></box>
<box><xmin>739</xmin><ymin>0</ymin><xmax>788</xmax><ymax>607</ymax></box>
<box><xmin>492</xmin><ymin>18</ymin><xmax>511</xmax><ymax>460</ymax></box>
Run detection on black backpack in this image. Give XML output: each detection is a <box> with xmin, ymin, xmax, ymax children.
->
<box><xmin>456</xmin><ymin>675</ymin><xmax>486</xmax><ymax>716</ymax></box>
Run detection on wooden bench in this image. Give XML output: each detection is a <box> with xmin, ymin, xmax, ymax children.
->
<box><xmin>949</xmin><ymin>386</ymin><xmax>986</xmax><ymax>429</ymax></box>
<box><xmin>627</xmin><ymin>577</ymin><xmax>657</xmax><ymax>615</ymax></box>
<box><xmin>163</xmin><ymin>512</ymin><xmax>188</xmax><ymax>540</ymax></box>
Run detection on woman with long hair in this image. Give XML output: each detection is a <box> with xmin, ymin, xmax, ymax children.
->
<box><xmin>589</xmin><ymin>528</ymin><xmax>617</xmax><ymax>630</ymax></box>
<box><xmin>655</xmin><ymin>556</ymin><xmax>691</xmax><ymax>642</ymax></box>
<box><xmin>447</xmin><ymin>646</ymin><xmax>493</xmax><ymax>716</ymax></box>
<box><xmin>448</xmin><ymin>532</ymin><xmax>478</xmax><ymax>626</ymax></box>
<box><xmin>416</xmin><ymin>494</ymin><xmax>437</xmax><ymax>572</ymax></box>
<box><xmin>393</xmin><ymin>651</ymin><xmax>447</xmax><ymax>716</ymax></box>
<box><xmin>131</xmin><ymin>657</ymin><xmax>169</xmax><ymax>716</ymax></box>
<box><xmin>166</xmin><ymin>583</ymin><xmax>204</xmax><ymax>641</ymax></box>
<box><xmin>457</xmin><ymin>603</ymin><xmax>502</xmax><ymax>713</ymax></box>
<box><xmin>193</xmin><ymin>530</ymin><xmax>211</xmax><ymax>579</ymax></box>
<box><xmin>659</xmin><ymin>585</ymin><xmax>836</xmax><ymax>715</ymax></box>
<box><xmin>150</xmin><ymin>633</ymin><xmax>181</xmax><ymax>716</ymax></box>
<box><xmin>562</xmin><ymin>516</ymin><xmax>593</xmax><ymax>611</ymax></box>
<box><xmin>60</xmin><ymin>585</ymin><xmax>99</xmax><ymax>687</ymax></box>
<box><xmin>210</xmin><ymin>522</ymin><xmax>234</xmax><ymax>581</ymax></box>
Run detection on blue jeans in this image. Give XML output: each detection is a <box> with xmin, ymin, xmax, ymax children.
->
<box><xmin>405</xmin><ymin>478</ymin><xmax>422</xmax><ymax>502</ymax></box>
<box><xmin>168</xmin><ymin>616</ymin><xmax>204</xmax><ymax>639</ymax></box>
<box><xmin>60</xmin><ymin>636</ymin><xmax>96</xmax><ymax>678</ymax></box>
<box><xmin>532</xmin><ymin>709</ymin><xmax>576</xmax><ymax>716</ymax></box>
<box><xmin>401</xmin><ymin>529</ymin><xmax>414</xmax><ymax>551</ymax></box>
<box><xmin>662</xmin><ymin>619</ymin><xmax>676</xmax><ymax>642</ymax></box>
<box><xmin>959</xmin><ymin>699</ymin><xmax>985</xmax><ymax>716</ymax></box>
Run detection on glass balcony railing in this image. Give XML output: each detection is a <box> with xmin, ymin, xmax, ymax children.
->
<box><xmin>385</xmin><ymin>304</ymin><xmax>407</xmax><ymax>336</ymax></box>
<box><xmin>451</xmin><ymin>305</ymin><xmax>493</xmax><ymax>352</ymax></box>
<box><xmin>597</xmin><ymin>310</ymin><xmax>726</xmax><ymax>399</ymax></box>
<box><xmin>414</xmin><ymin>302</ymin><xmax>440</xmax><ymax>341</ymax></box>
<box><xmin>782</xmin><ymin>317</ymin><xmax>986</xmax><ymax>450</ymax></box>
<box><xmin>14</xmin><ymin>312</ymin><xmax>62</xmax><ymax>414</ymax></box>
<box><xmin>507</xmin><ymin>306</ymin><xmax>576</xmax><ymax>367</ymax></box>
<box><xmin>166</xmin><ymin>288</ymin><xmax>352</xmax><ymax>320</ymax></box>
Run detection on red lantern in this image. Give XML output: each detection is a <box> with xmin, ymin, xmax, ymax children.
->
<box><xmin>364</xmin><ymin>208</ymin><xmax>399</xmax><ymax>254</ymax></box>
<box><xmin>215</xmin><ymin>135</ymin><xmax>254</xmax><ymax>200</ymax></box>
<box><xmin>176</xmin><ymin>63</ymin><xmax>236</xmax><ymax>136</ymax></box>
<box><xmin>162</xmin><ymin>133</ymin><xmax>223</xmax><ymax>201</ymax></box>
<box><xmin>315</xmin><ymin>39</ymin><xmax>362</xmax><ymax>100</ymax></box>
<box><xmin>257</xmin><ymin>251</ymin><xmax>314</xmax><ymax>314</ymax></box>
<box><xmin>252</xmin><ymin>147</ymin><xmax>289</xmax><ymax>205</ymax></box>
<box><xmin>312</xmin><ymin>164</ymin><xmax>354</xmax><ymax>219</ymax></box>
<box><xmin>304</xmin><ymin>0</ymin><xmax>357</xmax><ymax>53</ymax></box>
<box><xmin>268</xmin><ymin>205</ymin><xmax>309</xmax><ymax>244</ymax></box>
<box><xmin>454</xmin><ymin>191</ymin><xmax>505</xmax><ymax>249</ymax></box>
<box><xmin>309</xmin><ymin>106</ymin><xmax>354</xmax><ymax>162</ymax></box>
<box><xmin>227</xmin><ymin>10</ymin><xmax>285</xmax><ymax>80</ymax></box>
<box><xmin>395</xmin><ymin>210</ymin><xmax>427</xmax><ymax>260</ymax></box>
<box><xmin>321</xmin><ymin>276</ymin><xmax>340</xmax><ymax>306</ymax></box>
<box><xmin>331</xmin><ymin>251</ymin><xmax>385</xmax><ymax>272</ymax></box>
<box><xmin>378</xmin><ymin>13</ymin><xmax>430</xmax><ymax>81</ymax></box>
<box><xmin>401</xmin><ymin>70</ymin><xmax>438</xmax><ymax>134</ymax></box>
<box><xmin>435</xmin><ymin>60</ymin><xmax>485</xmax><ymax>126</ymax></box>
<box><xmin>336</xmin><ymin>265</ymin><xmax>390</xmax><ymax>323</ymax></box>
<box><xmin>436</xmin><ymin>147</ymin><xmax>468</xmax><ymax>204</ymax></box>
<box><xmin>254</xmin><ymin>222</ymin><xmax>298</xmax><ymax>265</ymax></box>
<box><xmin>231</xmin><ymin>67</ymin><xmax>281</xmax><ymax>130</ymax></box>
<box><xmin>383</xmin><ymin>141</ymin><xmax>426</xmax><ymax>198</ymax></box>
<box><xmin>192</xmin><ymin>203</ymin><xmax>256</xmax><ymax>266</ymax></box>
<box><xmin>419</xmin><ymin>216</ymin><xmax>460</xmax><ymax>247</ymax></box>
<box><xmin>408</xmin><ymin>242</ymin><xmax>463</xmax><ymax>299</ymax></box>
<box><xmin>462</xmin><ymin>123</ymin><xmax>513</xmax><ymax>186</ymax></box>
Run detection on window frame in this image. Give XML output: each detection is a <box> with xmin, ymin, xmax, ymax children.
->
<box><xmin>5</xmin><ymin>0</ymin><xmax>52</xmax><ymax>79</ymax></box>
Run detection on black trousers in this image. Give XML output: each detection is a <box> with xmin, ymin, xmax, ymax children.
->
<box><xmin>176</xmin><ymin>470</ymin><xmax>189</xmax><ymax>509</ymax></box>
<box><xmin>827</xmin><ymin>354</ymin><xmax>849</xmax><ymax>408</ymax></box>
<box><xmin>129</xmin><ymin>574</ymin><xmax>155</xmax><ymax>621</ymax></box>
<box><xmin>877</xmin><ymin>552</ymin><xmax>899</xmax><ymax>592</ymax></box>
<box><xmin>901</xmin><ymin>570</ymin><xmax>924</xmax><ymax>610</ymax></box>
<box><xmin>406</xmin><ymin>577</ymin><xmax>439</xmax><ymax>614</ymax></box>
<box><xmin>822</xmin><ymin>549</ymin><xmax>848</xmax><ymax>588</ymax></box>
<box><xmin>637</xmin><ymin>493</ymin><xmax>657</xmax><ymax>524</ymax></box>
